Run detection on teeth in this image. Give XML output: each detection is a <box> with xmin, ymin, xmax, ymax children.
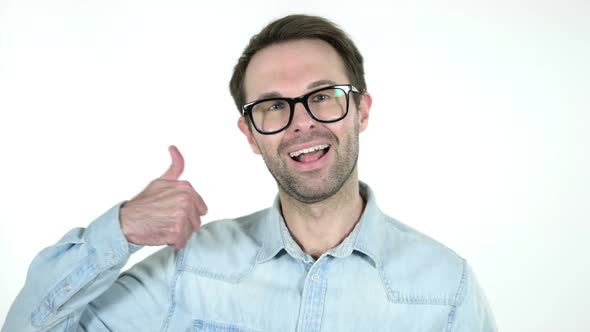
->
<box><xmin>289</xmin><ymin>144</ymin><xmax>329</xmax><ymax>158</ymax></box>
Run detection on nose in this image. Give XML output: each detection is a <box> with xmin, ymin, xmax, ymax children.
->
<box><xmin>289</xmin><ymin>101</ymin><xmax>316</xmax><ymax>133</ymax></box>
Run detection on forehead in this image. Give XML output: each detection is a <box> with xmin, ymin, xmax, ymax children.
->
<box><xmin>243</xmin><ymin>39</ymin><xmax>349</xmax><ymax>102</ymax></box>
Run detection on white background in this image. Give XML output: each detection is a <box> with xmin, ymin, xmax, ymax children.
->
<box><xmin>1</xmin><ymin>0</ymin><xmax>588</xmax><ymax>330</ymax></box>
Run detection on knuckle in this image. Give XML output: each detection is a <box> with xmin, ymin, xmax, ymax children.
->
<box><xmin>177</xmin><ymin>180</ymin><xmax>192</xmax><ymax>189</ymax></box>
<box><xmin>171</xmin><ymin>223</ymin><xmax>184</xmax><ymax>236</ymax></box>
<box><xmin>193</xmin><ymin>216</ymin><xmax>202</xmax><ymax>229</ymax></box>
<box><xmin>167</xmin><ymin>232</ymin><xmax>180</xmax><ymax>244</ymax></box>
<box><xmin>150</xmin><ymin>178</ymin><xmax>165</xmax><ymax>187</ymax></box>
<box><xmin>178</xmin><ymin>238</ymin><xmax>189</xmax><ymax>249</ymax></box>
<box><xmin>175</xmin><ymin>233</ymin><xmax>188</xmax><ymax>247</ymax></box>
<box><xmin>177</xmin><ymin>193</ymin><xmax>191</xmax><ymax>203</ymax></box>
<box><xmin>173</xmin><ymin>208</ymin><xmax>187</xmax><ymax>220</ymax></box>
<box><xmin>165</xmin><ymin>234</ymin><xmax>178</xmax><ymax>247</ymax></box>
<box><xmin>177</xmin><ymin>225</ymin><xmax>187</xmax><ymax>236</ymax></box>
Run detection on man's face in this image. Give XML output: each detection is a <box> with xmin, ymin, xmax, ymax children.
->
<box><xmin>238</xmin><ymin>39</ymin><xmax>371</xmax><ymax>203</ymax></box>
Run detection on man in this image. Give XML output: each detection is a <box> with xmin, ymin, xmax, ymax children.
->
<box><xmin>3</xmin><ymin>14</ymin><xmax>496</xmax><ymax>331</ymax></box>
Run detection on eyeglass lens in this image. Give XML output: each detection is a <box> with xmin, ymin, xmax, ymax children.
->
<box><xmin>250</xmin><ymin>87</ymin><xmax>348</xmax><ymax>133</ymax></box>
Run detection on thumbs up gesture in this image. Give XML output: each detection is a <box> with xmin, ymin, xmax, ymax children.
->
<box><xmin>119</xmin><ymin>145</ymin><xmax>208</xmax><ymax>249</ymax></box>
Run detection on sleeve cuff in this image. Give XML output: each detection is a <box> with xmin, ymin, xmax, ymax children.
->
<box><xmin>86</xmin><ymin>201</ymin><xmax>143</xmax><ymax>269</ymax></box>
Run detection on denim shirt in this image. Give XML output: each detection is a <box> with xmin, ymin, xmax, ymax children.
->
<box><xmin>3</xmin><ymin>182</ymin><xmax>496</xmax><ymax>332</ymax></box>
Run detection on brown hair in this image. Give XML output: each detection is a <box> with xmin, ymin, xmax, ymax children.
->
<box><xmin>229</xmin><ymin>14</ymin><xmax>366</xmax><ymax>113</ymax></box>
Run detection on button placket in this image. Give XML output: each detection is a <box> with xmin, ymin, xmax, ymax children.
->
<box><xmin>296</xmin><ymin>256</ymin><xmax>332</xmax><ymax>332</ymax></box>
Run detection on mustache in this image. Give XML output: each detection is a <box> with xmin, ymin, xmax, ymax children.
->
<box><xmin>278</xmin><ymin>131</ymin><xmax>338</xmax><ymax>153</ymax></box>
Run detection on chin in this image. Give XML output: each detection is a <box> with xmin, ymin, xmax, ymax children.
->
<box><xmin>280</xmin><ymin>174</ymin><xmax>349</xmax><ymax>204</ymax></box>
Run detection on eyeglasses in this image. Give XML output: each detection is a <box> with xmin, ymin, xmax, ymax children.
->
<box><xmin>242</xmin><ymin>84</ymin><xmax>360</xmax><ymax>135</ymax></box>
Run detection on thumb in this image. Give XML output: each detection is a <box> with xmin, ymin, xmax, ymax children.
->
<box><xmin>160</xmin><ymin>145</ymin><xmax>184</xmax><ymax>180</ymax></box>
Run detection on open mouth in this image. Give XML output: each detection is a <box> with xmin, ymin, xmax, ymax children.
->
<box><xmin>288</xmin><ymin>144</ymin><xmax>330</xmax><ymax>163</ymax></box>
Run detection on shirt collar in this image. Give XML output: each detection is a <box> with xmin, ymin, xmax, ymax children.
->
<box><xmin>255</xmin><ymin>181</ymin><xmax>385</xmax><ymax>268</ymax></box>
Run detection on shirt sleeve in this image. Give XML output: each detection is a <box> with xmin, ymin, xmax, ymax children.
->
<box><xmin>449</xmin><ymin>262</ymin><xmax>498</xmax><ymax>332</ymax></box>
<box><xmin>1</xmin><ymin>202</ymin><xmax>177</xmax><ymax>332</ymax></box>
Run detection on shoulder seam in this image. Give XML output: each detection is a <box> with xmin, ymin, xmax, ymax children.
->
<box><xmin>445</xmin><ymin>258</ymin><xmax>468</xmax><ymax>331</ymax></box>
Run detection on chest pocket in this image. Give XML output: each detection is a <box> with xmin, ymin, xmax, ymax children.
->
<box><xmin>191</xmin><ymin>319</ymin><xmax>262</xmax><ymax>332</ymax></box>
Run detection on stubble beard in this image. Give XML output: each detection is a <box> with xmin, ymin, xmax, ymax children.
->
<box><xmin>260</xmin><ymin>126</ymin><xmax>360</xmax><ymax>204</ymax></box>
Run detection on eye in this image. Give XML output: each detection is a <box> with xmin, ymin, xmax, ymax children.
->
<box><xmin>267</xmin><ymin>102</ymin><xmax>287</xmax><ymax>111</ymax></box>
<box><xmin>311</xmin><ymin>93</ymin><xmax>331</xmax><ymax>103</ymax></box>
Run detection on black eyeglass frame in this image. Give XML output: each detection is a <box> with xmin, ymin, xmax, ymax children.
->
<box><xmin>241</xmin><ymin>84</ymin><xmax>361</xmax><ymax>135</ymax></box>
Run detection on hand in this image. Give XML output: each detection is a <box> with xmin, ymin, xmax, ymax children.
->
<box><xmin>119</xmin><ymin>145</ymin><xmax>208</xmax><ymax>249</ymax></box>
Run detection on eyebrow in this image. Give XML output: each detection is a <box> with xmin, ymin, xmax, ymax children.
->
<box><xmin>307</xmin><ymin>79</ymin><xmax>336</xmax><ymax>90</ymax></box>
<box><xmin>255</xmin><ymin>79</ymin><xmax>338</xmax><ymax>100</ymax></box>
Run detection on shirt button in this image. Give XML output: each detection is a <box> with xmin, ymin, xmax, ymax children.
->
<box><xmin>311</xmin><ymin>274</ymin><xmax>321</xmax><ymax>283</ymax></box>
<box><xmin>63</xmin><ymin>284</ymin><xmax>72</xmax><ymax>292</ymax></box>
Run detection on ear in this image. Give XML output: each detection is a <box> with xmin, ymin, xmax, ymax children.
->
<box><xmin>238</xmin><ymin>116</ymin><xmax>261</xmax><ymax>155</ymax></box>
<box><xmin>358</xmin><ymin>92</ymin><xmax>372</xmax><ymax>133</ymax></box>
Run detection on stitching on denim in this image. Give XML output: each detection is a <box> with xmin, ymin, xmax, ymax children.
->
<box><xmin>192</xmin><ymin>318</ymin><xmax>261</xmax><ymax>331</ymax></box>
<box><xmin>390</xmin><ymin>292</ymin><xmax>455</xmax><ymax>305</ymax></box>
<box><xmin>62</xmin><ymin>313</ymin><xmax>70</xmax><ymax>332</ymax></box>
<box><xmin>316</xmin><ymin>259</ymin><xmax>330</xmax><ymax>332</ymax></box>
<box><xmin>161</xmin><ymin>248</ymin><xmax>185</xmax><ymax>332</ymax></box>
<box><xmin>353</xmin><ymin>243</ymin><xmax>380</xmax><ymax>269</ymax></box>
<box><xmin>182</xmin><ymin>263</ymin><xmax>255</xmax><ymax>284</ymax></box>
<box><xmin>446</xmin><ymin>258</ymin><xmax>468</xmax><ymax>332</ymax></box>
<box><xmin>182</xmin><ymin>249</ymin><xmax>258</xmax><ymax>284</ymax></box>
<box><xmin>31</xmin><ymin>249</ymin><xmax>99</xmax><ymax>328</ymax></box>
<box><xmin>254</xmin><ymin>246</ymin><xmax>273</xmax><ymax>264</ymax></box>
<box><xmin>300</xmin><ymin>258</ymin><xmax>330</xmax><ymax>332</ymax></box>
<box><xmin>379</xmin><ymin>265</ymin><xmax>456</xmax><ymax>306</ymax></box>
<box><xmin>454</xmin><ymin>259</ymin><xmax>468</xmax><ymax>305</ymax></box>
<box><xmin>377</xmin><ymin>265</ymin><xmax>396</xmax><ymax>302</ymax></box>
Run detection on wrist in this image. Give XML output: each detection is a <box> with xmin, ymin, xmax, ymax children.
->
<box><xmin>119</xmin><ymin>202</ymin><xmax>137</xmax><ymax>244</ymax></box>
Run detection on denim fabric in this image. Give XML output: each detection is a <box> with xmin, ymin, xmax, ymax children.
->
<box><xmin>2</xmin><ymin>182</ymin><xmax>496</xmax><ymax>331</ymax></box>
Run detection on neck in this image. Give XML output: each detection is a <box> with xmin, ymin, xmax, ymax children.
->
<box><xmin>279</xmin><ymin>171</ymin><xmax>365</xmax><ymax>260</ymax></box>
